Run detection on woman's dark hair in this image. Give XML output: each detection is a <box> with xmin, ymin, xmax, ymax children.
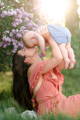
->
<box><xmin>12</xmin><ymin>51</ymin><xmax>33</xmax><ymax>110</ymax></box>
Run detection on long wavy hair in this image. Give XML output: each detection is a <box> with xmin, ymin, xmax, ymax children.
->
<box><xmin>12</xmin><ymin>51</ymin><xmax>33</xmax><ymax>110</ymax></box>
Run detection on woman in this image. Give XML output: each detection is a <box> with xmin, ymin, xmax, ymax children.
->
<box><xmin>12</xmin><ymin>45</ymin><xmax>80</xmax><ymax>117</ymax></box>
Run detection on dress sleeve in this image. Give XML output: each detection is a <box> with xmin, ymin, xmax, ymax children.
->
<box><xmin>28</xmin><ymin>61</ymin><xmax>47</xmax><ymax>92</ymax></box>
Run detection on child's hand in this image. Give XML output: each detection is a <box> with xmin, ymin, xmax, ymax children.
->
<box><xmin>41</xmin><ymin>49</ymin><xmax>46</xmax><ymax>56</ymax></box>
<box><xmin>39</xmin><ymin>52</ymin><xmax>46</xmax><ymax>57</ymax></box>
<box><xmin>64</xmin><ymin>58</ymin><xmax>70</xmax><ymax>69</ymax></box>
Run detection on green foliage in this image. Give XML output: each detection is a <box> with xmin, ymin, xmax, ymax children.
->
<box><xmin>0</xmin><ymin>47</ymin><xmax>13</xmax><ymax>71</ymax></box>
<box><xmin>62</xmin><ymin>34</ymin><xmax>80</xmax><ymax>96</ymax></box>
<box><xmin>65</xmin><ymin>0</ymin><xmax>79</xmax><ymax>35</ymax></box>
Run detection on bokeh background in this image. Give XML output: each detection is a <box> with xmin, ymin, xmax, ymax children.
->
<box><xmin>0</xmin><ymin>0</ymin><xmax>80</xmax><ymax>119</ymax></box>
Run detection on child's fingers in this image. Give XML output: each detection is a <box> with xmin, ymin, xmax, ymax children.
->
<box><xmin>36</xmin><ymin>25</ymin><xmax>48</xmax><ymax>35</ymax></box>
<box><xmin>65</xmin><ymin>64</ymin><xmax>69</xmax><ymax>69</ymax></box>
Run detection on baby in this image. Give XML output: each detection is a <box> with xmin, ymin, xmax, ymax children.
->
<box><xmin>46</xmin><ymin>24</ymin><xmax>76</xmax><ymax>69</ymax></box>
<box><xmin>23</xmin><ymin>25</ymin><xmax>76</xmax><ymax>69</ymax></box>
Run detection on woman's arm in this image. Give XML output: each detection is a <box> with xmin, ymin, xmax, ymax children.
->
<box><xmin>28</xmin><ymin>40</ymin><xmax>63</xmax><ymax>75</ymax></box>
<box><xmin>36</xmin><ymin>25</ymin><xmax>63</xmax><ymax>58</ymax></box>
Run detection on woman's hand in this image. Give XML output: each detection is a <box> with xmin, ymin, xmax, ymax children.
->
<box><xmin>24</xmin><ymin>57</ymin><xmax>33</xmax><ymax>64</ymax></box>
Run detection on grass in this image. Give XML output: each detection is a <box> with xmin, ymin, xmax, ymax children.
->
<box><xmin>63</xmin><ymin>68</ymin><xmax>80</xmax><ymax>96</ymax></box>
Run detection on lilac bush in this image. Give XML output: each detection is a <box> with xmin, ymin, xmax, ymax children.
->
<box><xmin>0</xmin><ymin>2</ymin><xmax>38</xmax><ymax>53</ymax></box>
<box><xmin>0</xmin><ymin>1</ymin><xmax>39</xmax><ymax>71</ymax></box>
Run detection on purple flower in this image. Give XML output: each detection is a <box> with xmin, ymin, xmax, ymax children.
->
<box><xmin>18</xmin><ymin>42</ymin><xmax>23</xmax><ymax>48</ymax></box>
<box><xmin>12</xmin><ymin>22</ymin><xmax>17</xmax><ymax>27</ymax></box>
<box><xmin>16</xmin><ymin>33</ymin><xmax>22</xmax><ymax>38</ymax></box>
<box><xmin>0</xmin><ymin>7</ymin><xmax>38</xmax><ymax>53</ymax></box>
<box><xmin>2</xmin><ymin>36</ymin><xmax>11</xmax><ymax>42</ymax></box>
<box><xmin>3</xmin><ymin>42</ymin><xmax>10</xmax><ymax>48</ymax></box>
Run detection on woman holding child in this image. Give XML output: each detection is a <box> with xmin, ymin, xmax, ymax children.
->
<box><xmin>12</xmin><ymin>25</ymin><xmax>80</xmax><ymax>118</ymax></box>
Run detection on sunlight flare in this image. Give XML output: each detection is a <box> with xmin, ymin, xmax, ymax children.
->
<box><xmin>38</xmin><ymin>0</ymin><xmax>70</xmax><ymax>24</ymax></box>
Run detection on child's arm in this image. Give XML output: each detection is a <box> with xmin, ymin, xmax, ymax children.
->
<box><xmin>34</xmin><ymin>32</ymin><xmax>46</xmax><ymax>56</ymax></box>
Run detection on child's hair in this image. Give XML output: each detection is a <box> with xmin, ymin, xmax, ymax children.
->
<box><xmin>12</xmin><ymin>50</ymin><xmax>33</xmax><ymax>110</ymax></box>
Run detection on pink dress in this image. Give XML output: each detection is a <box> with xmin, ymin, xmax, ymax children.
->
<box><xmin>28</xmin><ymin>61</ymin><xmax>80</xmax><ymax>117</ymax></box>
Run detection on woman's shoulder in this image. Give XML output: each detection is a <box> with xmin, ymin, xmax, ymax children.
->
<box><xmin>27</xmin><ymin>59</ymin><xmax>50</xmax><ymax>78</ymax></box>
<box><xmin>27</xmin><ymin>61</ymin><xmax>43</xmax><ymax>79</ymax></box>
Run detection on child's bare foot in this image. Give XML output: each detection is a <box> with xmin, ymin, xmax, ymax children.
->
<box><xmin>69</xmin><ymin>60</ymin><xmax>76</xmax><ymax>69</ymax></box>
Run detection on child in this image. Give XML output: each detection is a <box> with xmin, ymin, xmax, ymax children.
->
<box><xmin>23</xmin><ymin>25</ymin><xmax>76</xmax><ymax>69</ymax></box>
<box><xmin>22</xmin><ymin>30</ymin><xmax>46</xmax><ymax>56</ymax></box>
<box><xmin>48</xmin><ymin>24</ymin><xmax>76</xmax><ymax>69</ymax></box>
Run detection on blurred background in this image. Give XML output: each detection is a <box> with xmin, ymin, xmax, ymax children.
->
<box><xmin>0</xmin><ymin>0</ymin><xmax>80</xmax><ymax>119</ymax></box>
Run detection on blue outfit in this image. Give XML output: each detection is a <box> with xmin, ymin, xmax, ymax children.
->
<box><xmin>47</xmin><ymin>24</ymin><xmax>71</xmax><ymax>44</ymax></box>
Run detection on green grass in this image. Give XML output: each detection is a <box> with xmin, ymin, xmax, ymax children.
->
<box><xmin>63</xmin><ymin>68</ymin><xmax>80</xmax><ymax>96</ymax></box>
<box><xmin>0</xmin><ymin>72</ymin><xmax>24</xmax><ymax>111</ymax></box>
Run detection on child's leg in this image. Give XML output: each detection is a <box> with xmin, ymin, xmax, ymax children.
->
<box><xmin>58</xmin><ymin>43</ymin><xmax>70</xmax><ymax>69</ymax></box>
<box><xmin>66</xmin><ymin>43</ymin><xmax>76</xmax><ymax>69</ymax></box>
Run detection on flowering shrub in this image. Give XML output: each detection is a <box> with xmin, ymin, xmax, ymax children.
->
<box><xmin>0</xmin><ymin>3</ymin><xmax>38</xmax><ymax>52</ymax></box>
<box><xmin>0</xmin><ymin>1</ymin><xmax>38</xmax><ymax>71</ymax></box>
